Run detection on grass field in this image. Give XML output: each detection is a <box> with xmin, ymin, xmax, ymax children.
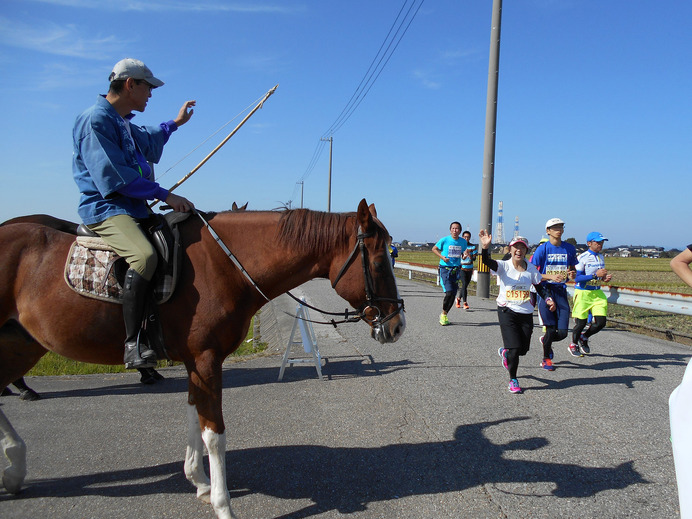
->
<box><xmin>396</xmin><ymin>250</ymin><xmax>692</xmax><ymax>338</ymax></box>
<box><xmin>25</xmin><ymin>316</ymin><xmax>267</xmax><ymax>377</ymax></box>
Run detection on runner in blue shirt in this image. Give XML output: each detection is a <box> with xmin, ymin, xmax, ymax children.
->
<box><xmin>456</xmin><ymin>230</ymin><xmax>477</xmax><ymax>310</ymax></box>
<box><xmin>530</xmin><ymin>218</ymin><xmax>578</xmax><ymax>369</ymax></box>
<box><xmin>432</xmin><ymin>222</ymin><xmax>468</xmax><ymax>325</ymax></box>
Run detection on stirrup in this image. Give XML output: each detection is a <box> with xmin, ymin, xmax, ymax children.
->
<box><xmin>124</xmin><ymin>332</ymin><xmax>157</xmax><ymax>370</ymax></box>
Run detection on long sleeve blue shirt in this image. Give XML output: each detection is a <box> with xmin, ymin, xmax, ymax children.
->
<box><xmin>72</xmin><ymin>95</ymin><xmax>176</xmax><ymax>224</ymax></box>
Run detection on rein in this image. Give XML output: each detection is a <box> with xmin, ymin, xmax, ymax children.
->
<box><xmin>196</xmin><ymin>211</ymin><xmax>404</xmax><ymax>328</ymax></box>
<box><xmin>195</xmin><ymin>211</ymin><xmax>271</xmax><ymax>302</ymax></box>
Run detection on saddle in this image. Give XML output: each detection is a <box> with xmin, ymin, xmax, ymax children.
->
<box><xmin>64</xmin><ymin>212</ymin><xmax>190</xmax><ymax>304</ymax></box>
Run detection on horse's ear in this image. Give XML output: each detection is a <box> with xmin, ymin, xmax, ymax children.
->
<box><xmin>357</xmin><ymin>198</ymin><xmax>374</xmax><ymax>231</ymax></box>
<box><xmin>232</xmin><ymin>202</ymin><xmax>238</xmax><ymax>211</ymax></box>
<box><xmin>368</xmin><ymin>203</ymin><xmax>377</xmax><ymax>218</ymax></box>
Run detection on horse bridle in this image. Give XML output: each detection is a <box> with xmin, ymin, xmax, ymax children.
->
<box><xmin>286</xmin><ymin>226</ymin><xmax>405</xmax><ymax>328</ymax></box>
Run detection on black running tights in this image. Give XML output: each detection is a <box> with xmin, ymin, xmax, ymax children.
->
<box><xmin>505</xmin><ymin>347</ymin><xmax>520</xmax><ymax>379</ymax></box>
<box><xmin>573</xmin><ymin>316</ymin><xmax>607</xmax><ymax>342</ymax></box>
<box><xmin>443</xmin><ymin>291</ymin><xmax>455</xmax><ymax>313</ymax></box>
<box><xmin>542</xmin><ymin>326</ymin><xmax>568</xmax><ymax>357</ymax></box>
<box><xmin>456</xmin><ymin>269</ymin><xmax>473</xmax><ymax>302</ymax></box>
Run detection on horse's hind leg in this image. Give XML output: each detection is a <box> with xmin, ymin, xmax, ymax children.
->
<box><xmin>0</xmin><ymin>321</ymin><xmax>47</xmax><ymax>390</ymax></box>
<box><xmin>0</xmin><ymin>409</ymin><xmax>26</xmax><ymax>494</ymax></box>
<box><xmin>10</xmin><ymin>378</ymin><xmax>41</xmax><ymax>401</ymax></box>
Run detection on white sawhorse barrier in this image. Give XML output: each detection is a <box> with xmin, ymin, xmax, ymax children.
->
<box><xmin>278</xmin><ymin>299</ymin><xmax>323</xmax><ymax>381</ymax></box>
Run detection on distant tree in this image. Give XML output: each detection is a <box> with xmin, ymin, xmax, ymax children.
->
<box><xmin>566</xmin><ymin>237</ymin><xmax>577</xmax><ymax>247</ymax></box>
<box><xmin>401</xmin><ymin>239</ymin><xmax>410</xmax><ymax>248</ymax></box>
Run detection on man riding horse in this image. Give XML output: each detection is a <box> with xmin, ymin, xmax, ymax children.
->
<box><xmin>72</xmin><ymin>58</ymin><xmax>196</xmax><ymax>369</ymax></box>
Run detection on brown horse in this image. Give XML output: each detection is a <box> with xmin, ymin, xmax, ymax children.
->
<box><xmin>0</xmin><ymin>199</ymin><xmax>405</xmax><ymax>518</ymax></box>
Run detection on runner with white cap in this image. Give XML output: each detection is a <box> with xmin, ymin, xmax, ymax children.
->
<box><xmin>530</xmin><ymin>217</ymin><xmax>579</xmax><ymax>369</ymax></box>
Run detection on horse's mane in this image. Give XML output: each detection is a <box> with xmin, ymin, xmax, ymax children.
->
<box><xmin>277</xmin><ymin>209</ymin><xmax>356</xmax><ymax>256</ymax></box>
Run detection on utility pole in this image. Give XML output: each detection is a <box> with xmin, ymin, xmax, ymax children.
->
<box><xmin>478</xmin><ymin>0</ymin><xmax>502</xmax><ymax>299</ymax></box>
<box><xmin>297</xmin><ymin>181</ymin><xmax>304</xmax><ymax>208</ymax></box>
<box><xmin>321</xmin><ymin>136</ymin><xmax>333</xmax><ymax>212</ymax></box>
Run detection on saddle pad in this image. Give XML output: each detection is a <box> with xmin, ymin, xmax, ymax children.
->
<box><xmin>64</xmin><ymin>241</ymin><xmax>123</xmax><ymax>303</ymax></box>
<box><xmin>75</xmin><ymin>235</ymin><xmax>114</xmax><ymax>251</ymax></box>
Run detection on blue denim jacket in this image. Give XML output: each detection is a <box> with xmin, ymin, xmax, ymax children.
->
<box><xmin>72</xmin><ymin>95</ymin><xmax>176</xmax><ymax>224</ymax></box>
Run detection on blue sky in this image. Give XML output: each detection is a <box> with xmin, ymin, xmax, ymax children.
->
<box><xmin>1</xmin><ymin>0</ymin><xmax>690</xmax><ymax>249</ymax></box>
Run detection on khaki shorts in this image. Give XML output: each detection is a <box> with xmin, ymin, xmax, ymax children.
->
<box><xmin>88</xmin><ymin>214</ymin><xmax>157</xmax><ymax>280</ymax></box>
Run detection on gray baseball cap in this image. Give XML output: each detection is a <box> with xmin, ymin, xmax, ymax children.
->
<box><xmin>109</xmin><ymin>58</ymin><xmax>164</xmax><ymax>87</ymax></box>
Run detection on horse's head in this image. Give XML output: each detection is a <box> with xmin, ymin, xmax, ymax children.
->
<box><xmin>330</xmin><ymin>199</ymin><xmax>406</xmax><ymax>343</ymax></box>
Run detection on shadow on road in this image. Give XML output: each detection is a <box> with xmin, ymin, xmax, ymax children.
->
<box><xmin>1</xmin><ymin>417</ymin><xmax>646</xmax><ymax>518</ymax></box>
<box><xmin>10</xmin><ymin>356</ymin><xmax>421</xmax><ymax>400</ymax></box>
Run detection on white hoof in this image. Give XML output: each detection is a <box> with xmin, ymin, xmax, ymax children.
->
<box><xmin>1</xmin><ymin>438</ymin><xmax>26</xmax><ymax>494</ymax></box>
<box><xmin>197</xmin><ymin>485</ymin><xmax>212</xmax><ymax>503</ymax></box>
<box><xmin>2</xmin><ymin>467</ymin><xmax>25</xmax><ymax>494</ymax></box>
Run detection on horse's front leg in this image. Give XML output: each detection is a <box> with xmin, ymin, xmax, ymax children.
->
<box><xmin>186</xmin><ymin>357</ymin><xmax>235</xmax><ymax>519</ymax></box>
<box><xmin>184</xmin><ymin>403</ymin><xmax>211</xmax><ymax>501</ymax></box>
<box><xmin>0</xmin><ymin>409</ymin><xmax>26</xmax><ymax>494</ymax></box>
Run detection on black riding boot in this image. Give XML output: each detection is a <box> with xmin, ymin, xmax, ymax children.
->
<box><xmin>122</xmin><ymin>269</ymin><xmax>157</xmax><ymax>369</ymax></box>
<box><xmin>144</xmin><ymin>290</ymin><xmax>166</xmax><ymax>357</ymax></box>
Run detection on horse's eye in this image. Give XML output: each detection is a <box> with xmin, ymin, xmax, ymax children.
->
<box><xmin>373</xmin><ymin>261</ymin><xmax>386</xmax><ymax>273</ymax></box>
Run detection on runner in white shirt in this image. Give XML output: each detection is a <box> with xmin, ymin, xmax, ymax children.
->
<box><xmin>479</xmin><ymin>230</ymin><xmax>557</xmax><ymax>394</ymax></box>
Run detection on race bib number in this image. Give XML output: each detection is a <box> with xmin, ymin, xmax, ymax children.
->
<box><xmin>545</xmin><ymin>265</ymin><xmax>567</xmax><ymax>275</ymax></box>
<box><xmin>545</xmin><ymin>265</ymin><xmax>568</xmax><ymax>280</ymax></box>
<box><xmin>506</xmin><ymin>284</ymin><xmax>530</xmax><ymax>303</ymax></box>
<box><xmin>448</xmin><ymin>245</ymin><xmax>463</xmax><ymax>258</ymax></box>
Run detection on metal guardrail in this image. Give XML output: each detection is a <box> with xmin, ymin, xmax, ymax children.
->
<box><xmin>394</xmin><ymin>261</ymin><xmax>692</xmax><ymax>317</ymax></box>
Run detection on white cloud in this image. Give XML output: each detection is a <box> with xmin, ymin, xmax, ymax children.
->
<box><xmin>0</xmin><ymin>17</ymin><xmax>123</xmax><ymax>59</ymax></box>
<box><xmin>412</xmin><ymin>69</ymin><xmax>440</xmax><ymax>90</ymax></box>
<box><xmin>18</xmin><ymin>0</ymin><xmax>305</xmax><ymax>13</ymax></box>
<box><xmin>439</xmin><ymin>48</ymin><xmax>479</xmax><ymax>64</ymax></box>
<box><xmin>32</xmin><ymin>62</ymin><xmax>105</xmax><ymax>91</ymax></box>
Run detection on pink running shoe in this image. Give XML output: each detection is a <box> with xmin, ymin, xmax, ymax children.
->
<box><xmin>498</xmin><ymin>347</ymin><xmax>508</xmax><ymax>370</ymax></box>
<box><xmin>508</xmin><ymin>379</ymin><xmax>522</xmax><ymax>394</ymax></box>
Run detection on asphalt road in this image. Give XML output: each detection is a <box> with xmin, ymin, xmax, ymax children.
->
<box><xmin>0</xmin><ymin>277</ymin><xmax>687</xmax><ymax>518</ymax></box>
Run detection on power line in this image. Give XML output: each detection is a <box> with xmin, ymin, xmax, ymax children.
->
<box><xmin>295</xmin><ymin>0</ymin><xmax>425</xmax><ymax>193</ymax></box>
<box><xmin>323</xmin><ymin>0</ymin><xmax>425</xmax><ymax>137</ymax></box>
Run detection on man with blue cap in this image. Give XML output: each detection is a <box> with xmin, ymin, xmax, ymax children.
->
<box><xmin>570</xmin><ymin>231</ymin><xmax>613</xmax><ymax>354</ymax></box>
